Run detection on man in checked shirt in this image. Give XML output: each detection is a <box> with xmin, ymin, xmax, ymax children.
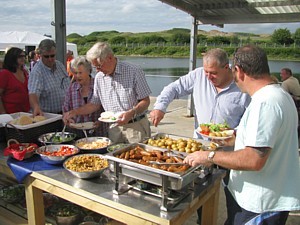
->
<box><xmin>64</xmin><ymin>42</ymin><xmax>151</xmax><ymax>144</ymax></box>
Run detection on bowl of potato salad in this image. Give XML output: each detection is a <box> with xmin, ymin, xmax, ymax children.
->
<box><xmin>63</xmin><ymin>154</ymin><xmax>108</xmax><ymax>179</ymax></box>
<box><xmin>74</xmin><ymin>137</ymin><xmax>112</xmax><ymax>154</ymax></box>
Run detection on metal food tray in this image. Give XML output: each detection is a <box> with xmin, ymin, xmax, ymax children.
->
<box><xmin>105</xmin><ymin>143</ymin><xmax>203</xmax><ymax>190</ymax></box>
<box><xmin>144</xmin><ymin>133</ymin><xmax>217</xmax><ymax>151</ymax></box>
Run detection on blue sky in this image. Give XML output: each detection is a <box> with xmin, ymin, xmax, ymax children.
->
<box><xmin>0</xmin><ymin>0</ymin><xmax>299</xmax><ymax>36</ymax></box>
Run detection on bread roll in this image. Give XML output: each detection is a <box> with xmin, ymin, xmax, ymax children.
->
<box><xmin>18</xmin><ymin>115</ymin><xmax>33</xmax><ymax>125</ymax></box>
<box><xmin>32</xmin><ymin>115</ymin><xmax>46</xmax><ymax>122</ymax></box>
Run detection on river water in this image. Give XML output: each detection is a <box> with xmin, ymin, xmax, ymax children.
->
<box><xmin>120</xmin><ymin>56</ymin><xmax>300</xmax><ymax>97</ymax></box>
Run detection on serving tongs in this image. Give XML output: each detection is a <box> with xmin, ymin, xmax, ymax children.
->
<box><xmin>61</xmin><ymin>124</ymin><xmax>67</xmax><ymax>139</ymax></box>
<box><xmin>148</xmin><ymin>161</ymin><xmax>187</xmax><ymax>166</ymax></box>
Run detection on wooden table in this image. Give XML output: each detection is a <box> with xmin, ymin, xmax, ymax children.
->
<box><xmin>25</xmin><ymin>168</ymin><xmax>225</xmax><ymax>225</ymax></box>
<box><xmin>0</xmin><ymin>143</ymin><xmax>225</xmax><ymax>225</ymax></box>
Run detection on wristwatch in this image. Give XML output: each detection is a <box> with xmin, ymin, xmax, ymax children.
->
<box><xmin>207</xmin><ymin>151</ymin><xmax>216</xmax><ymax>163</ymax></box>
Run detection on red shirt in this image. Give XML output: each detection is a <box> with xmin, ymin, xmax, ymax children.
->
<box><xmin>0</xmin><ymin>69</ymin><xmax>30</xmax><ymax>113</ymax></box>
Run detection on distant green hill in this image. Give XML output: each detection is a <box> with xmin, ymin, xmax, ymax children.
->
<box><xmin>67</xmin><ymin>28</ymin><xmax>299</xmax><ymax>61</ymax></box>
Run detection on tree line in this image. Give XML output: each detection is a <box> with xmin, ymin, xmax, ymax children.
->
<box><xmin>67</xmin><ymin>28</ymin><xmax>300</xmax><ymax>60</ymax></box>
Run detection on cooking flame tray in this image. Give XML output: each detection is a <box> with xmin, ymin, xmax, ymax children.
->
<box><xmin>105</xmin><ymin>143</ymin><xmax>204</xmax><ymax>190</ymax></box>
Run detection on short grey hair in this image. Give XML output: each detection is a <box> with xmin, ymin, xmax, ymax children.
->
<box><xmin>203</xmin><ymin>48</ymin><xmax>229</xmax><ymax>68</ymax></box>
<box><xmin>71</xmin><ymin>56</ymin><xmax>92</xmax><ymax>73</ymax></box>
<box><xmin>38</xmin><ymin>39</ymin><xmax>56</xmax><ymax>54</ymax></box>
<box><xmin>86</xmin><ymin>42</ymin><xmax>114</xmax><ymax>62</ymax></box>
<box><xmin>281</xmin><ymin>67</ymin><xmax>292</xmax><ymax>76</ymax></box>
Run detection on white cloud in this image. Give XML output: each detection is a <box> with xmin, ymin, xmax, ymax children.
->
<box><xmin>121</xmin><ymin>3</ymin><xmax>137</xmax><ymax>13</ymax></box>
<box><xmin>0</xmin><ymin>0</ymin><xmax>299</xmax><ymax>36</ymax></box>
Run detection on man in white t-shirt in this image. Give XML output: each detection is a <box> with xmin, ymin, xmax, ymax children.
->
<box><xmin>184</xmin><ymin>45</ymin><xmax>300</xmax><ymax>225</ymax></box>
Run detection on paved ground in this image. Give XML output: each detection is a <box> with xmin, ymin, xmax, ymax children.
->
<box><xmin>148</xmin><ymin>97</ymin><xmax>300</xmax><ymax>225</ymax></box>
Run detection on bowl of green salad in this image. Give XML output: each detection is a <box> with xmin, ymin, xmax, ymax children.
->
<box><xmin>38</xmin><ymin>132</ymin><xmax>76</xmax><ymax>145</ymax></box>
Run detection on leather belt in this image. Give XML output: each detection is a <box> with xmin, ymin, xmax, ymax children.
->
<box><xmin>128</xmin><ymin>114</ymin><xmax>146</xmax><ymax>124</ymax></box>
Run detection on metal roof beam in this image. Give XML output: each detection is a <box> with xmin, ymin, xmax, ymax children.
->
<box><xmin>159</xmin><ymin>1</ymin><xmax>250</xmax><ymax>16</ymax></box>
<box><xmin>248</xmin><ymin>0</ymin><xmax>300</xmax><ymax>8</ymax></box>
<box><xmin>159</xmin><ymin>0</ymin><xmax>198</xmax><ymax>15</ymax></box>
<box><xmin>197</xmin><ymin>13</ymin><xmax>300</xmax><ymax>24</ymax></box>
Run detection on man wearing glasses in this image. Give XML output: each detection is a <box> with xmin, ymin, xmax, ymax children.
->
<box><xmin>64</xmin><ymin>42</ymin><xmax>151</xmax><ymax>143</ymax></box>
<box><xmin>28</xmin><ymin>39</ymin><xmax>70</xmax><ymax>115</ymax></box>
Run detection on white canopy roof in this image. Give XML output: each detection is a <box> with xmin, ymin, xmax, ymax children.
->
<box><xmin>0</xmin><ymin>31</ymin><xmax>77</xmax><ymax>57</ymax></box>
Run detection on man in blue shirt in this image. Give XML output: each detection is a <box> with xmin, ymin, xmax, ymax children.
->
<box><xmin>150</xmin><ymin>48</ymin><xmax>250</xmax><ymax>225</ymax></box>
<box><xmin>29</xmin><ymin>39</ymin><xmax>70</xmax><ymax>115</ymax></box>
<box><xmin>150</xmin><ymin>48</ymin><xmax>250</xmax><ymax>139</ymax></box>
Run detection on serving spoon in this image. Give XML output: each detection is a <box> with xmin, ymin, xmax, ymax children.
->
<box><xmin>61</xmin><ymin>124</ymin><xmax>67</xmax><ymax>139</ymax></box>
<box><xmin>82</xmin><ymin>129</ymin><xmax>88</xmax><ymax>139</ymax></box>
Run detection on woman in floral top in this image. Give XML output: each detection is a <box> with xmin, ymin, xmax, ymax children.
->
<box><xmin>62</xmin><ymin>56</ymin><xmax>108</xmax><ymax>137</ymax></box>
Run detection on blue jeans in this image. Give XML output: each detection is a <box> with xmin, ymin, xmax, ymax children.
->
<box><xmin>235</xmin><ymin>208</ymin><xmax>289</xmax><ymax>225</ymax></box>
<box><xmin>225</xmin><ymin>187</ymin><xmax>289</xmax><ymax>225</ymax></box>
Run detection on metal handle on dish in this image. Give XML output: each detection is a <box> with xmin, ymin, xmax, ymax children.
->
<box><xmin>82</xmin><ymin>129</ymin><xmax>88</xmax><ymax>139</ymax></box>
<box><xmin>148</xmin><ymin>161</ymin><xmax>187</xmax><ymax>166</ymax></box>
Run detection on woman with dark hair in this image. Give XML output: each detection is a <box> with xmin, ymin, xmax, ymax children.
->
<box><xmin>0</xmin><ymin>47</ymin><xmax>30</xmax><ymax>114</ymax></box>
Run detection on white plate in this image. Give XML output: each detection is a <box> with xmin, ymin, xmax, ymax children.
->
<box><xmin>98</xmin><ymin>117</ymin><xmax>118</xmax><ymax>123</ymax></box>
<box><xmin>98</xmin><ymin>111</ymin><xmax>124</xmax><ymax>123</ymax></box>
<box><xmin>70</xmin><ymin>122</ymin><xmax>94</xmax><ymax>130</ymax></box>
<box><xmin>196</xmin><ymin>128</ymin><xmax>234</xmax><ymax>140</ymax></box>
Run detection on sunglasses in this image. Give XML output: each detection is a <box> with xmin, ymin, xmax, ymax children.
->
<box><xmin>43</xmin><ymin>54</ymin><xmax>56</xmax><ymax>58</ymax></box>
<box><xmin>18</xmin><ymin>54</ymin><xmax>26</xmax><ymax>58</ymax></box>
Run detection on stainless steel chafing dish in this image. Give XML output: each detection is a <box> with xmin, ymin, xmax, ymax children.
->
<box><xmin>144</xmin><ymin>133</ymin><xmax>220</xmax><ymax>151</ymax></box>
<box><xmin>105</xmin><ymin>143</ymin><xmax>209</xmax><ymax>211</ymax></box>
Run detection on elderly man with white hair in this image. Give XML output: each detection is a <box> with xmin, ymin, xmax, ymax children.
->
<box><xmin>64</xmin><ymin>42</ymin><xmax>151</xmax><ymax>144</ymax></box>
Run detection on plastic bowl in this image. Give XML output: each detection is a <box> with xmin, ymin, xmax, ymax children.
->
<box><xmin>36</xmin><ymin>144</ymin><xmax>79</xmax><ymax>165</ymax></box>
<box><xmin>74</xmin><ymin>137</ymin><xmax>112</xmax><ymax>154</ymax></box>
<box><xmin>63</xmin><ymin>154</ymin><xmax>108</xmax><ymax>179</ymax></box>
<box><xmin>38</xmin><ymin>132</ymin><xmax>76</xmax><ymax>145</ymax></box>
<box><xmin>56</xmin><ymin>214</ymin><xmax>81</xmax><ymax>225</ymax></box>
<box><xmin>0</xmin><ymin>184</ymin><xmax>25</xmax><ymax>203</ymax></box>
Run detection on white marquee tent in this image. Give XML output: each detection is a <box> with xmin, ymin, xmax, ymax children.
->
<box><xmin>0</xmin><ymin>31</ymin><xmax>78</xmax><ymax>57</ymax></box>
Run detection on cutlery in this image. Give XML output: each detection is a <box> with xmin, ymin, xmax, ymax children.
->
<box><xmin>82</xmin><ymin>129</ymin><xmax>88</xmax><ymax>139</ymax></box>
